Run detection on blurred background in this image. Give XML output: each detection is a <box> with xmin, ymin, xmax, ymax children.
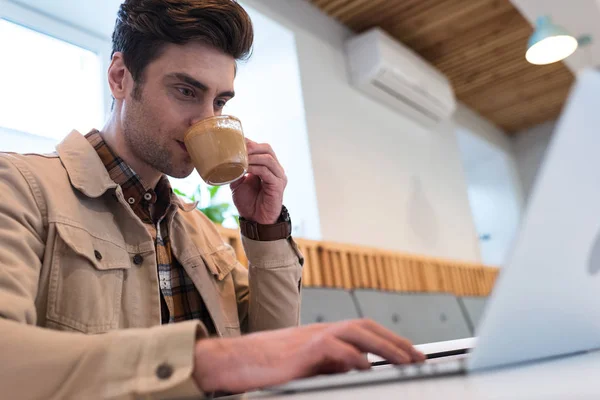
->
<box><xmin>0</xmin><ymin>0</ymin><xmax>594</xmax><ymax>271</ymax></box>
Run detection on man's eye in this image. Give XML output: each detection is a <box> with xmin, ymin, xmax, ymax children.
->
<box><xmin>215</xmin><ymin>99</ymin><xmax>227</xmax><ymax>109</ymax></box>
<box><xmin>178</xmin><ymin>87</ymin><xmax>195</xmax><ymax>98</ymax></box>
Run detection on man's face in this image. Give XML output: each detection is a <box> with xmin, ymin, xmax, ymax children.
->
<box><xmin>120</xmin><ymin>41</ymin><xmax>236</xmax><ymax>178</ymax></box>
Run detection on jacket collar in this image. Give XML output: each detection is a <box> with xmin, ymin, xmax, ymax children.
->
<box><xmin>55</xmin><ymin>130</ymin><xmax>199</xmax><ymax>213</ymax></box>
<box><xmin>172</xmin><ymin>195</ymin><xmax>199</xmax><ymax>212</ymax></box>
<box><xmin>56</xmin><ymin>130</ymin><xmax>118</xmax><ymax>198</ymax></box>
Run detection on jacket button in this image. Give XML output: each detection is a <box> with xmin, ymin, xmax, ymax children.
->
<box><xmin>94</xmin><ymin>250</ymin><xmax>102</xmax><ymax>261</ymax></box>
<box><xmin>156</xmin><ymin>363</ymin><xmax>173</xmax><ymax>380</ymax></box>
<box><xmin>133</xmin><ymin>254</ymin><xmax>144</xmax><ymax>265</ymax></box>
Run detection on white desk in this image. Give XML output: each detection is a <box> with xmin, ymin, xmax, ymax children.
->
<box><xmin>225</xmin><ymin>350</ymin><xmax>600</xmax><ymax>400</ymax></box>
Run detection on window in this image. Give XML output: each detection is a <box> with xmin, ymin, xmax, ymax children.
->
<box><xmin>0</xmin><ymin>2</ymin><xmax>110</xmax><ymax>153</ymax></box>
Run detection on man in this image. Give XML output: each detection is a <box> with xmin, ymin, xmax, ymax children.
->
<box><xmin>0</xmin><ymin>0</ymin><xmax>424</xmax><ymax>398</ymax></box>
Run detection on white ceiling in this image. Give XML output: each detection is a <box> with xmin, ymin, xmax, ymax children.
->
<box><xmin>510</xmin><ymin>0</ymin><xmax>600</xmax><ymax>73</ymax></box>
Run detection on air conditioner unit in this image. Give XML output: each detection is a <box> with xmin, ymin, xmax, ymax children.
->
<box><xmin>345</xmin><ymin>28</ymin><xmax>457</xmax><ymax>126</ymax></box>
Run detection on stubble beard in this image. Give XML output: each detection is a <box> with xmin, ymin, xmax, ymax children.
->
<box><xmin>122</xmin><ymin>89</ymin><xmax>192</xmax><ymax>179</ymax></box>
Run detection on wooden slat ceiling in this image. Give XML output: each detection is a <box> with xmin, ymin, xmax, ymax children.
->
<box><xmin>309</xmin><ymin>0</ymin><xmax>575</xmax><ymax>134</ymax></box>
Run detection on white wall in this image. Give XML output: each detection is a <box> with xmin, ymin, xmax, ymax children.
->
<box><xmin>243</xmin><ymin>0</ymin><xmax>481</xmax><ymax>261</ymax></box>
<box><xmin>512</xmin><ymin>120</ymin><xmax>556</xmax><ymax>202</ymax></box>
<box><xmin>454</xmin><ymin>103</ymin><xmax>516</xmax><ymax>156</ymax></box>
<box><xmin>454</xmin><ymin>103</ymin><xmax>525</xmax><ymax>267</ymax></box>
<box><xmin>458</xmin><ymin>130</ymin><xmax>522</xmax><ymax>267</ymax></box>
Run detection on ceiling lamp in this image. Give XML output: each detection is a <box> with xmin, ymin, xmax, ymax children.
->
<box><xmin>526</xmin><ymin>16</ymin><xmax>578</xmax><ymax>65</ymax></box>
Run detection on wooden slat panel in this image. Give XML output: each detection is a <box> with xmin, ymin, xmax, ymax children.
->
<box><xmin>390</xmin><ymin>256</ymin><xmax>402</xmax><ymax>291</ymax></box>
<box><xmin>421</xmin><ymin>261</ymin><xmax>434</xmax><ymax>292</ymax></box>
<box><xmin>419</xmin><ymin>11</ymin><xmax>528</xmax><ymax>63</ymax></box>
<box><xmin>297</xmin><ymin>243</ymin><xmax>311</xmax><ymax>285</ymax></box>
<box><xmin>445</xmin><ymin>46</ymin><xmax>535</xmax><ymax>86</ymax></box>
<box><xmin>321</xmin><ymin>243</ymin><xmax>356</xmax><ymax>289</ymax></box>
<box><xmin>453</xmin><ymin>266</ymin><xmax>465</xmax><ymax>296</ymax></box>
<box><xmin>383</xmin><ymin>256</ymin><xmax>394</xmax><ymax>291</ymax></box>
<box><xmin>427</xmin><ymin>261</ymin><xmax>442</xmax><ymax>292</ymax></box>
<box><xmin>307</xmin><ymin>245</ymin><xmax>322</xmax><ymax>287</ymax></box>
<box><xmin>389</xmin><ymin>1</ymin><xmax>496</xmax><ymax>43</ymax></box>
<box><xmin>366</xmin><ymin>254</ymin><xmax>379</xmax><ymax>289</ymax></box>
<box><xmin>455</xmin><ymin>60</ymin><xmax>569</xmax><ymax>97</ymax></box>
<box><xmin>476</xmin><ymin>268</ymin><xmax>487</xmax><ymax>295</ymax></box>
<box><xmin>348</xmin><ymin>252</ymin><xmax>360</xmax><ymax>287</ymax></box>
<box><xmin>296</xmin><ymin>239</ymin><xmax>322</xmax><ymax>287</ymax></box>
<box><xmin>406</xmin><ymin>258</ymin><xmax>420</xmax><ymax>292</ymax></box>
<box><xmin>340</xmin><ymin>0</ymin><xmax>432</xmax><ymax>31</ymax></box>
<box><xmin>332</xmin><ymin>250</ymin><xmax>344</xmax><ymax>288</ymax></box>
<box><xmin>217</xmin><ymin>227</ymin><xmax>500</xmax><ymax>296</ymax></box>
<box><xmin>504</xmin><ymin>102</ymin><xmax>565</xmax><ymax>133</ymax></box>
<box><xmin>329</xmin><ymin>0</ymin><xmax>388</xmax><ymax>22</ymax></box>
<box><xmin>465</xmin><ymin>71</ymin><xmax>573</xmax><ymax>113</ymax></box>
<box><xmin>339</xmin><ymin>250</ymin><xmax>352</xmax><ymax>289</ymax></box>
<box><xmin>373</xmin><ymin>254</ymin><xmax>385</xmax><ymax>290</ymax></box>
<box><xmin>401</xmin><ymin>1</ymin><xmax>515</xmax><ymax>51</ymax></box>
<box><xmin>463</xmin><ymin>267</ymin><xmax>473</xmax><ymax>296</ymax></box>
<box><xmin>320</xmin><ymin>248</ymin><xmax>334</xmax><ymax>287</ymax></box>
<box><xmin>440</xmin><ymin>262</ymin><xmax>454</xmax><ymax>293</ymax></box>
<box><xmin>383</xmin><ymin>256</ymin><xmax>396</xmax><ymax>291</ymax></box>
<box><xmin>486</xmin><ymin>91</ymin><xmax>566</xmax><ymax>122</ymax></box>
<box><xmin>358</xmin><ymin>253</ymin><xmax>371</xmax><ymax>288</ymax></box>
<box><xmin>468</xmin><ymin>268</ymin><xmax>478</xmax><ymax>295</ymax></box>
<box><xmin>434</xmin><ymin>28</ymin><xmax>532</xmax><ymax>73</ymax></box>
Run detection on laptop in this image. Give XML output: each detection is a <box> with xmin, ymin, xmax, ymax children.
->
<box><xmin>267</xmin><ymin>68</ymin><xmax>600</xmax><ymax>393</ymax></box>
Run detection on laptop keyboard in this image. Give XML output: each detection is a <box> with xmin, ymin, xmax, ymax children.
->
<box><xmin>266</xmin><ymin>357</ymin><xmax>468</xmax><ymax>394</ymax></box>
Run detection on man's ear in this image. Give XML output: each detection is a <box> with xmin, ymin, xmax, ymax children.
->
<box><xmin>107</xmin><ymin>52</ymin><xmax>130</xmax><ymax>101</ymax></box>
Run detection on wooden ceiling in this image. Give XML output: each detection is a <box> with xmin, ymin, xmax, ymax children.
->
<box><xmin>309</xmin><ymin>0</ymin><xmax>575</xmax><ymax>134</ymax></box>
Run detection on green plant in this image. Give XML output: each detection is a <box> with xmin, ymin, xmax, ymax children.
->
<box><xmin>173</xmin><ymin>185</ymin><xmax>238</xmax><ymax>226</ymax></box>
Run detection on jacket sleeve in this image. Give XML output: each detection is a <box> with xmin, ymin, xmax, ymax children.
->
<box><xmin>233</xmin><ymin>235</ymin><xmax>304</xmax><ymax>333</ymax></box>
<box><xmin>0</xmin><ymin>154</ymin><xmax>204</xmax><ymax>400</ymax></box>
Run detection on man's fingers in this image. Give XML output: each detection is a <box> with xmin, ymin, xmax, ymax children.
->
<box><xmin>330</xmin><ymin>323</ymin><xmax>413</xmax><ymax>365</ymax></box>
<box><xmin>358</xmin><ymin>319</ymin><xmax>426</xmax><ymax>362</ymax></box>
<box><xmin>229</xmin><ymin>173</ymin><xmax>260</xmax><ymax>192</ymax></box>
<box><xmin>247</xmin><ymin>154</ymin><xmax>286</xmax><ymax>180</ymax></box>
<box><xmin>247</xmin><ymin>165</ymin><xmax>284</xmax><ymax>188</ymax></box>
<box><xmin>310</xmin><ymin>336</ymin><xmax>371</xmax><ymax>376</ymax></box>
<box><xmin>246</xmin><ymin>140</ymin><xmax>279</xmax><ymax>161</ymax></box>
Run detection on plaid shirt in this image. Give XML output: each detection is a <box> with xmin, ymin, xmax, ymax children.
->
<box><xmin>86</xmin><ymin>130</ymin><xmax>215</xmax><ymax>332</ymax></box>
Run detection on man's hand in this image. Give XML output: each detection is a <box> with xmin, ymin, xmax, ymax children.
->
<box><xmin>192</xmin><ymin>319</ymin><xmax>426</xmax><ymax>393</ymax></box>
<box><xmin>230</xmin><ymin>139</ymin><xmax>287</xmax><ymax>225</ymax></box>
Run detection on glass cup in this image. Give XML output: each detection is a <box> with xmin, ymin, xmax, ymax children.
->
<box><xmin>183</xmin><ymin>115</ymin><xmax>248</xmax><ymax>186</ymax></box>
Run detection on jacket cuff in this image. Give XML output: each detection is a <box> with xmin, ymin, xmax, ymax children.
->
<box><xmin>104</xmin><ymin>320</ymin><xmax>207</xmax><ymax>399</ymax></box>
<box><xmin>242</xmin><ymin>236</ymin><xmax>304</xmax><ymax>269</ymax></box>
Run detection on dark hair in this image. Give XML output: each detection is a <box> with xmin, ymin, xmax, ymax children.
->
<box><xmin>112</xmin><ymin>0</ymin><xmax>253</xmax><ymax>96</ymax></box>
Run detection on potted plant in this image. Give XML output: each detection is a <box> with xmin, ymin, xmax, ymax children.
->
<box><xmin>173</xmin><ymin>184</ymin><xmax>239</xmax><ymax>226</ymax></box>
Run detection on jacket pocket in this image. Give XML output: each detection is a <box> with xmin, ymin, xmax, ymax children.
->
<box><xmin>202</xmin><ymin>244</ymin><xmax>238</xmax><ymax>281</ymax></box>
<box><xmin>47</xmin><ymin>223</ymin><xmax>132</xmax><ymax>333</ymax></box>
<box><xmin>201</xmin><ymin>245</ymin><xmax>241</xmax><ymax>331</ymax></box>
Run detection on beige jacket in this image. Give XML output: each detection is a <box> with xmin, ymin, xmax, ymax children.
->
<box><xmin>0</xmin><ymin>131</ymin><xmax>303</xmax><ymax>399</ymax></box>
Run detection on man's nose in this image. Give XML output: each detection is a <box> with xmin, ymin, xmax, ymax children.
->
<box><xmin>190</xmin><ymin>105</ymin><xmax>216</xmax><ymax>126</ymax></box>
